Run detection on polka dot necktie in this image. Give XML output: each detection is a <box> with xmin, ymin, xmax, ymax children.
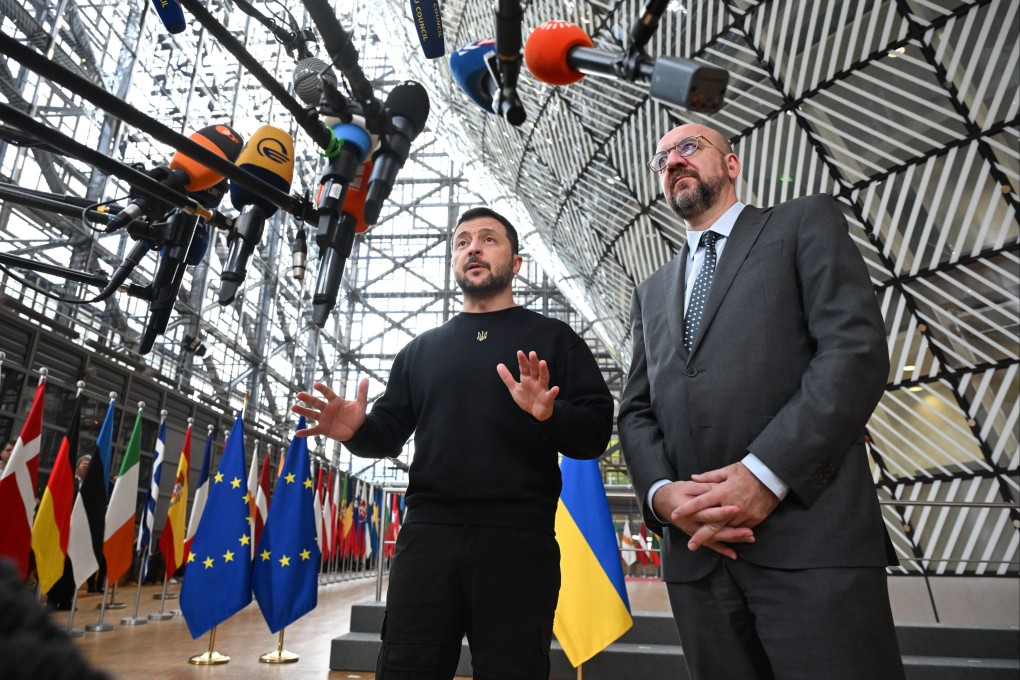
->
<box><xmin>684</xmin><ymin>231</ymin><xmax>721</xmax><ymax>352</ymax></box>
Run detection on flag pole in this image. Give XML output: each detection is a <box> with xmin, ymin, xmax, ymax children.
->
<box><xmin>122</xmin><ymin>544</ymin><xmax>149</xmax><ymax>625</ymax></box>
<box><xmin>149</xmin><ymin>570</ymin><xmax>174</xmax><ymax>620</ymax></box>
<box><xmin>259</xmin><ymin>628</ymin><xmax>299</xmax><ymax>663</ymax></box>
<box><xmin>85</xmin><ymin>578</ymin><xmax>115</xmax><ymax>632</ymax></box>
<box><xmin>65</xmin><ymin>586</ymin><xmax>85</xmax><ymax>638</ymax></box>
<box><xmin>104</xmin><ymin>581</ymin><xmax>127</xmax><ymax>609</ymax></box>
<box><xmin>189</xmin><ymin>625</ymin><xmax>230</xmax><ymax>665</ymax></box>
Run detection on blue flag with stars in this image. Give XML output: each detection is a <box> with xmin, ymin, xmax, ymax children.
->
<box><xmin>180</xmin><ymin>411</ymin><xmax>253</xmax><ymax>638</ymax></box>
<box><xmin>252</xmin><ymin>416</ymin><xmax>319</xmax><ymax>632</ymax></box>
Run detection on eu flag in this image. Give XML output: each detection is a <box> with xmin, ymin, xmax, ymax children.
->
<box><xmin>180</xmin><ymin>411</ymin><xmax>253</xmax><ymax>638</ymax></box>
<box><xmin>252</xmin><ymin>417</ymin><xmax>319</xmax><ymax>632</ymax></box>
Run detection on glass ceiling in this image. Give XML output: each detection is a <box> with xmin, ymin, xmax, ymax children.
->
<box><xmin>0</xmin><ymin>0</ymin><xmax>1017</xmax><ymax>575</ymax></box>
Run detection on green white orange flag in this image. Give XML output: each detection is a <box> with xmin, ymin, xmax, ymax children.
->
<box><xmin>103</xmin><ymin>404</ymin><xmax>144</xmax><ymax>584</ymax></box>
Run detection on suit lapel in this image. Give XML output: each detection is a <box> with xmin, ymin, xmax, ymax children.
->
<box><xmin>687</xmin><ymin>206</ymin><xmax>771</xmax><ymax>356</ymax></box>
<box><xmin>665</xmin><ymin>247</ymin><xmax>689</xmax><ymax>361</ymax></box>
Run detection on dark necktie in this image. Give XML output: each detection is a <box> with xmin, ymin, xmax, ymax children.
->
<box><xmin>684</xmin><ymin>231</ymin><xmax>720</xmax><ymax>352</ymax></box>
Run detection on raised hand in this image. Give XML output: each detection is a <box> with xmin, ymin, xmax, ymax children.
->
<box><xmin>496</xmin><ymin>350</ymin><xmax>560</xmax><ymax>422</ymax></box>
<box><xmin>291</xmin><ymin>379</ymin><xmax>369</xmax><ymax>441</ymax></box>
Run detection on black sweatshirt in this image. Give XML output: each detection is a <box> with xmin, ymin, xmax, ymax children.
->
<box><xmin>344</xmin><ymin>306</ymin><xmax>613</xmax><ymax>533</ymax></box>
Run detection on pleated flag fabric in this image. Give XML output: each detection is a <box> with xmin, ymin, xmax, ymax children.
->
<box><xmin>0</xmin><ymin>375</ymin><xmax>45</xmax><ymax>579</ymax></box>
<box><xmin>103</xmin><ymin>405</ymin><xmax>143</xmax><ymax>585</ymax></box>
<box><xmin>180</xmin><ymin>412</ymin><xmax>252</xmax><ymax>638</ymax></box>
<box><xmin>553</xmin><ymin>457</ymin><xmax>633</xmax><ymax>667</ymax></box>
<box><xmin>158</xmin><ymin>422</ymin><xmax>191</xmax><ymax>577</ymax></box>
<box><xmin>252</xmin><ymin>417</ymin><xmax>319</xmax><ymax>632</ymax></box>
<box><xmin>31</xmin><ymin>391</ymin><xmax>81</xmax><ymax>593</ymax></box>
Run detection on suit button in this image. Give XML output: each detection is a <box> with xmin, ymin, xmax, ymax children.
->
<box><xmin>685</xmin><ymin>367</ymin><xmax>697</xmax><ymax>377</ymax></box>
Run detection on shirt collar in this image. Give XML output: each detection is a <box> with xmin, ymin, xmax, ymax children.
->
<box><xmin>686</xmin><ymin>201</ymin><xmax>745</xmax><ymax>261</ymax></box>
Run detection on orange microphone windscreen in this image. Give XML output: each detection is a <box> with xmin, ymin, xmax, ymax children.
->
<box><xmin>170</xmin><ymin>124</ymin><xmax>244</xmax><ymax>192</ymax></box>
<box><xmin>524</xmin><ymin>20</ymin><xmax>594</xmax><ymax>86</ymax></box>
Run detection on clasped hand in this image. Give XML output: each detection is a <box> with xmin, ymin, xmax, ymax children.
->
<box><xmin>656</xmin><ymin>462</ymin><xmax>780</xmax><ymax>560</ymax></box>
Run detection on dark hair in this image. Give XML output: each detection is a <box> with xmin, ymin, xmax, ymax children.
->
<box><xmin>456</xmin><ymin>207</ymin><xmax>519</xmax><ymax>255</ymax></box>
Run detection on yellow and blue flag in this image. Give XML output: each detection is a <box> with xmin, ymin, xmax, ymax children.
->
<box><xmin>252</xmin><ymin>417</ymin><xmax>320</xmax><ymax>632</ymax></box>
<box><xmin>553</xmin><ymin>457</ymin><xmax>633</xmax><ymax>667</ymax></box>
<box><xmin>180</xmin><ymin>411</ymin><xmax>253</xmax><ymax>638</ymax></box>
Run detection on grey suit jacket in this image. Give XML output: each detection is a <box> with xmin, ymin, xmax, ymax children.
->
<box><xmin>618</xmin><ymin>194</ymin><xmax>893</xmax><ymax>582</ymax></box>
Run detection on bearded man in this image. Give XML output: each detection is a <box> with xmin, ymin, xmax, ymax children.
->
<box><xmin>294</xmin><ymin>207</ymin><xmax>613</xmax><ymax>680</ymax></box>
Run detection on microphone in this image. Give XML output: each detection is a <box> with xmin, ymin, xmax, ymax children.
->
<box><xmin>293</xmin><ymin>56</ymin><xmax>338</xmax><ymax>107</ymax></box>
<box><xmin>139</xmin><ymin>211</ymin><xmax>200</xmax><ymax>354</ymax></box>
<box><xmin>107</xmin><ymin>124</ymin><xmax>244</xmax><ymax>231</ymax></box>
<box><xmin>219</xmin><ymin>125</ymin><xmax>295</xmax><ymax>305</ymax></box>
<box><xmin>150</xmin><ymin>0</ymin><xmax>186</xmax><ymax>34</ymax></box>
<box><xmin>523</xmin><ymin>20</ymin><xmax>729</xmax><ymax>113</ymax></box>
<box><xmin>408</xmin><ymin>0</ymin><xmax>445</xmax><ymax>59</ymax></box>
<box><xmin>492</xmin><ymin>0</ymin><xmax>526</xmax><ymax>125</ymax></box>
<box><xmin>362</xmin><ymin>81</ymin><xmax>429</xmax><ymax>226</ymax></box>
<box><xmin>291</xmin><ymin>226</ymin><xmax>307</xmax><ymax>281</ymax></box>
<box><xmin>450</xmin><ymin>39</ymin><xmax>498</xmax><ymax>113</ymax></box>
<box><xmin>311</xmin><ymin>158</ymin><xmax>371</xmax><ymax>327</ymax></box>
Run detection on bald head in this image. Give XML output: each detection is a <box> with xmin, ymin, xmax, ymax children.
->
<box><xmin>654</xmin><ymin>123</ymin><xmax>741</xmax><ymax>230</ymax></box>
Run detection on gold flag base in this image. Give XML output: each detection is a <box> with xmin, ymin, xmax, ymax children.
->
<box><xmin>259</xmin><ymin>649</ymin><xmax>299</xmax><ymax>664</ymax></box>
<box><xmin>188</xmin><ymin>651</ymin><xmax>230</xmax><ymax>665</ymax></box>
<box><xmin>259</xmin><ymin>629</ymin><xmax>298</xmax><ymax>663</ymax></box>
<box><xmin>190</xmin><ymin>626</ymin><xmax>229</xmax><ymax>665</ymax></box>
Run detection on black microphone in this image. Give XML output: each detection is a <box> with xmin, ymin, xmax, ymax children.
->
<box><xmin>492</xmin><ymin>0</ymin><xmax>526</xmax><ymax>125</ymax></box>
<box><xmin>524</xmin><ymin>20</ymin><xmax>728</xmax><ymax>113</ymax></box>
<box><xmin>292</xmin><ymin>56</ymin><xmax>338</xmax><ymax>107</ymax></box>
<box><xmin>92</xmin><ymin>238</ymin><xmax>156</xmax><ymax>302</ymax></box>
<box><xmin>362</xmin><ymin>81</ymin><xmax>430</xmax><ymax>226</ymax></box>
<box><xmin>219</xmin><ymin>125</ymin><xmax>295</xmax><ymax>305</ymax></box>
<box><xmin>138</xmin><ymin>210</ymin><xmax>199</xmax><ymax>354</ymax></box>
<box><xmin>106</xmin><ymin>124</ymin><xmax>244</xmax><ymax>231</ymax></box>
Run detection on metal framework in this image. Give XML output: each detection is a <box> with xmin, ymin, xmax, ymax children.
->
<box><xmin>0</xmin><ymin>0</ymin><xmax>1016</xmax><ymax>576</ymax></box>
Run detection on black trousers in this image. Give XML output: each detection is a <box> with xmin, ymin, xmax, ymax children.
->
<box><xmin>376</xmin><ymin>523</ymin><xmax>560</xmax><ymax>680</ymax></box>
<box><xmin>666</xmin><ymin>559</ymin><xmax>906</xmax><ymax>680</ymax></box>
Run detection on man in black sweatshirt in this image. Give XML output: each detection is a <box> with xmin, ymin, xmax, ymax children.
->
<box><xmin>293</xmin><ymin>207</ymin><xmax>613</xmax><ymax>680</ymax></box>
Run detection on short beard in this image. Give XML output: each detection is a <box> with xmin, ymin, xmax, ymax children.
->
<box><xmin>668</xmin><ymin>168</ymin><xmax>728</xmax><ymax>220</ymax></box>
<box><xmin>455</xmin><ymin>258</ymin><xmax>515</xmax><ymax>299</ymax></box>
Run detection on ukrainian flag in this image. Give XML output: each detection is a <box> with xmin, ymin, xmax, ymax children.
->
<box><xmin>553</xmin><ymin>457</ymin><xmax>633</xmax><ymax>667</ymax></box>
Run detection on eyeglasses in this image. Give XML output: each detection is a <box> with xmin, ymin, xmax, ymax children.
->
<box><xmin>646</xmin><ymin>135</ymin><xmax>724</xmax><ymax>173</ymax></box>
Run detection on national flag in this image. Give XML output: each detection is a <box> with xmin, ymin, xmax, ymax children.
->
<box><xmin>180</xmin><ymin>411</ymin><xmax>253</xmax><ymax>638</ymax></box>
<box><xmin>341</xmin><ymin>477</ymin><xmax>355</xmax><ymax>557</ymax></box>
<box><xmin>31</xmin><ymin>389</ymin><xmax>80</xmax><ymax>593</ymax></box>
<box><xmin>246</xmin><ymin>445</ymin><xmax>260</xmax><ymax>559</ymax></box>
<box><xmin>365</xmin><ymin>486</ymin><xmax>379</xmax><ymax>559</ymax></box>
<box><xmin>67</xmin><ymin>397</ymin><xmax>115</xmax><ymax>588</ymax></box>
<box><xmin>384</xmin><ymin>492</ymin><xmax>400</xmax><ymax>558</ymax></box>
<box><xmin>641</xmin><ymin>523</ymin><xmax>661</xmax><ymax>567</ymax></box>
<box><xmin>253</xmin><ymin>450</ymin><xmax>271</xmax><ymax>554</ymax></box>
<box><xmin>553</xmin><ymin>457</ymin><xmax>633</xmax><ymax>667</ymax></box>
<box><xmin>104</xmin><ymin>406</ymin><xmax>144</xmax><ymax>584</ymax></box>
<box><xmin>137</xmin><ymin>414</ymin><xmax>166</xmax><ymax>581</ymax></box>
<box><xmin>184</xmin><ymin>429</ymin><xmax>213</xmax><ymax>560</ymax></box>
<box><xmin>620</xmin><ymin>518</ymin><xmax>637</xmax><ymax>566</ymax></box>
<box><xmin>329</xmin><ymin>468</ymin><xmax>341</xmax><ymax>559</ymax></box>
<box><xmin>0</xmin><ymin>374</ymin><xmax>45</xmax><ymax>579</ymax></box>
<box><xmin>633</xmin><ymin>524</ymin><xmax>652</xmax><ymax>565</ymax></box>
<box><xmin>322</xmin><ymin>468</ymin><xmax>334</xmax><ymax>564</ymax></box>
<box><xmin>312</xmin><ymin>463</ymin><xmax>324</xmax><ymax>555</ymax></box>
<box><xmin>158</xmin><ymin>422</ymin><xmax>191</xmax><ymax>577</ymax></box>
<box><xmin>252</xmin><ymin>417</ymin><xmax>319</xmax><ymax>632</ymax></box>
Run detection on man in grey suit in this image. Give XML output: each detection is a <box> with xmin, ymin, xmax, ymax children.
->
<box><xmin>618</xmin><ymin>123</ymin><xmax>905</xmax><ymax>680</ymax></box>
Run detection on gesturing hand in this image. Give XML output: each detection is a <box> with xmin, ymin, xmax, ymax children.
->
<box><xmin>291</xmin><ymin>379</ymin><xmax>369</xmax><ymax>441</ymax></box>
<box><xmin>496</xmin><ymin>350</ymin><xmax>559</xmax><ymax>422</ymax></box>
